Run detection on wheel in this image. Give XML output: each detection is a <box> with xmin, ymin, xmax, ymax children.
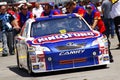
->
<box><xmin>27</xmin><ymin>52</ymin><xmax>34</xmax><ymax>76</ymax></box>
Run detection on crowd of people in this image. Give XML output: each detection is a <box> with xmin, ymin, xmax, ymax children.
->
<box><xmin>0</xmin><ymin>0</ymin><xmax>120</xmax><ymax>62</ymax></box>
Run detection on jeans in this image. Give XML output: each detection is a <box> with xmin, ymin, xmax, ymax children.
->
<box><xmin>103</xmin><ymin>18</ymin><xmax>115</xmax><ymax>38</ymax></box>
<box><xmin>2</xmin><ymin>31</ymin><xmax>14</xmax><ymax>55</ymax></box>
<box><xmin>0</xmin><ymin>32</ymin><xmax>2</xmax><ymax>42</ymax></box>
<box><xmin>114</xmin><ymin>16</ymin><xmax>120</xmax><ymax>43</ymax></box>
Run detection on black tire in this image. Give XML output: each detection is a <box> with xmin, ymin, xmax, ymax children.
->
<box><xmin>100</xmin><ymin>64</ymin><xmax>107</xmax><ymax>68</ymax></box>
<box><xmin>101</xmin><ymin>64</ymin><xmax>107</xmax><ymax>68</ymax></box>
<box><xmin>27</xmin><ymin>52</ymin><xmax>35</xmax><ymax>76</ymax></box>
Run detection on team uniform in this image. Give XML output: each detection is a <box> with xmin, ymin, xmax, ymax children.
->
<box><xmin>17</xmin><ymin>11</ymin><xmax>33</xmax><ymax>28</ymax></box>
<box><xmin>84</xmin><ymin>8</ymin><xmax>113</xmax><ymax>62</ymax></box>
<box><xmin>72</xmin><ymin>6</ymin><xmax>85</xmax><ymax>17</ymax></box>
<box><xmin>84</xmin><ymin>10</ymin><xmax>106</xmax><ymax>33</ymax></box>
<box><xmin>41</xmin><ymin>10</ymin><xmax>59</xmax><ymax>16</ymax></box>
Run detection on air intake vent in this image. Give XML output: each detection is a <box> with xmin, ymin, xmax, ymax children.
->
<box><xmin>56</xmin><ymin>43</ymin><xmax>86</xmax><ymax>50</ymax></box>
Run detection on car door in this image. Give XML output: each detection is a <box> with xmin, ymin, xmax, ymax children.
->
<box><xmin>17</xmin><ymin>23</ymin><xmax>30</xmax><ymax>68</ymax></box>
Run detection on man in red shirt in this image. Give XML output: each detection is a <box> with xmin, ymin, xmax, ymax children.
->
<box><xmin>84</xmin><ymin>5</ymin><xmax>105</xmax><ymax>33</ymax></box>
<box><xmin>84</xmin><ymin>5</ymin><xmax>113</xmax><ymax>63</ymax></box>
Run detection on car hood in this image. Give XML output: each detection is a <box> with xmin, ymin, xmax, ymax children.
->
<box><xmin>28</xmin><ymin>31</ymin><xmax>101</xmax><ymax>51</ymax></box>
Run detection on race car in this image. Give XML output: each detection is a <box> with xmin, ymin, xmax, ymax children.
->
<box><xmin>15</xmin><ymin>13</ymin><xmax>110</xmax><ymax>75</ymax></box>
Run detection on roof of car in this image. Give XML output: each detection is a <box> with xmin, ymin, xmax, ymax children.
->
<box><xmin>35</xmin><ymin>14</ymin><xmax>79</xmax><ymax>22</ymax></box>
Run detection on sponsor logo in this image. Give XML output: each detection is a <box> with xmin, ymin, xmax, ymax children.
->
<box><xmin>33</xmin><ymin>65</ymin><xmax>39</xmax><ymax>70</ymax></box>
<box><xmin>66</xmin><ymin>42</ymin><xmax>77</xmax><ymax>46</ymax></box>
<box><xmin>103</xmin><ymin>56</ymin><xmax>109</xmax><ymax>61</ymax></box>
<box><xmin>59</xmin><ymin>49</ymin><xmax>85</xmax><ymax>56</ymax></box>
<box><xmin>33</xmin><ymin>32</ymin><xmax>95</xmax><ymax>44</ymax></box>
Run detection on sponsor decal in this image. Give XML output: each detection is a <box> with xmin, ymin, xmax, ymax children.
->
<box><xmin>59</xmin><ymin>49</ymin><xmax>85</xmax><ymax>56</ymax></box>
<box><xmin>19</xmin><ymin>55</ymin><xmax>27</xmax><ymax>59</ymax></box>
<box><xmin>33</xmin><ymin>32</ymin><xmax>95</xmax><ymax>44</ymax></box>
<box><xmin>103</xmin><ymin>56</ymin><xmax>109</xmax><ymax>61</ymax></box>
<box><xmin>33</xmin><ymin>65</ymin><xmax>39</xmax><ymax>70</ymax></box>
<box><xmin>66</xmin><ymin>42</ymin><xmax>77</xmax><ymax>46</ymax></box>
<box><xmin>100</xmin><ymin>47</ymin><xmax>108</xmax><ymax>54</ymax></box>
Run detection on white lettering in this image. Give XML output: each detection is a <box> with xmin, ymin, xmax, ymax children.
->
<box><xmin>73</xmin><ymin>33</ymin><xmax>81</xmax><ymax>36</ymax></box>
<box><xmin>59</xmin><ymin>49</ymin><xmax>85</xmax><ymax>56</ymax></box>
<box><xmin>35</xmin><ymin>32</ymin><xmax>94</xmax><ymax>43</ymax></box>
<box><xmin>87</xmin><ymin>32</ymin><xmax>94</xmax><ymax>36</ymax></box>
<box><xmin>38</xmin><ymin>38</ymin><xmax>45</xmax><ymax>43</ymax></box>
<box><xmin>60</xmin><ymin>34</ymin><xmax>69</xmax><ymax>39</ymax></box>
<box><xmin>80</xmin><ymin>33</ymin><xmax>87</xmax><ymax>36</ymax></box>
<box><xmin>48</xmin><ymin>36</ymin><xmax>56</xmax><ymax>40</ymax></box>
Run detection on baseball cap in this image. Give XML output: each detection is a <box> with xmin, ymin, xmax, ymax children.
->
<box><xmin>49</xmin><ymin>2</ymin><xmax>54</xmax><ymax>7</ymax></box>
<box><xmin>86</xmin><ymin>5</ymin><xmax>92</xmax><ymax>9</ymax></box>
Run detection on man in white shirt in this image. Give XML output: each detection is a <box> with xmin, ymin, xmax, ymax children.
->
<box><xmin>32</xmin><ymin>2</ymin><xmax>43</xmax><ymax>18</ymax></box>
<box><xmin>110</xmin><ymin>0</ymin><xmax>120</xmax><ymax>49</ymax></box>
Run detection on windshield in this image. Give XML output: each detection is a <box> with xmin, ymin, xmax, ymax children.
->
<box><xmin>31</xmin><ymin>17</ymin><xmax>90</xmax><ymax>37</ymax></box>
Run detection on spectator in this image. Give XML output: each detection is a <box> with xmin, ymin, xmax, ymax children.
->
<box><xmin>54</xmin><ymin>4</ymin><xmax>62</xmax><ymax>14</ymax></box>
<box><xmin>41</xmin><ymin>4</ymin><xmax>59</xmax><ymax>16</ymax></box>
<box><xmin>32</xmin><ymin>2</ymin><xmax>43</xmax><ymax>18</ymax></box>
<box><xmin>27</xmin><ymin>3</ymin><xmax>33</xmax><ymax>12</ymax></box>
<box><xmin>7</xmin><ymin>6</ymin><xmax>15</xmax><ymax>18</ymax></box>
<box><xmin>102</xmin><ymin>0</ymin><xmax>115</xmax><ymax>39</ymax></box>
<box><xmin>13</xmin><ymin>6</ymin><xmax>19</xmax><ymax>18</ymax></box>
<box><xmin>109</xmin><ymin>0</ymin><xmax>120</xmax><ymax>49</ymax></box>
<box><xmin>65</xmin><ymin>2</ymin><xmax>71</xmax><ymax>14</ymax></box>
<box><xmin>0</xmin><ymin>5</ymin><xmax>20</xmax><ymax>57</ymax></box>
<box><xmin>96</xmin><ymin>1</ymin><xmax>103</xmax><ymax>17</ymax></box>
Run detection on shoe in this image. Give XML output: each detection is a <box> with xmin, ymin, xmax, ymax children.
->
<box><xmin>110</xmin><ymin>59</ymin><xmax>114</xmax><ymax>63</ymax></box>
<box><xmin>111</xmin><ymin>35</ymin><xmax>114</xmax><ymax>39</ymax></box>
<box><xmin>115</xmin><ymin>46</ymin><xmax>120</xmax><ymax>49</ymax></box>
<box><xmin>10</xmin><ymin>52</ymin><xmax>15</xmax><ymax>55</ymax></box>
<box><xmin>2</xmin><ymin>54</ymin><xmax>8</xmax><ymax>57</ymax></box>
<box><xmin>117</xmin><ymin>44</ymin><xmax>120</xmax><ymax>46</ymax></box>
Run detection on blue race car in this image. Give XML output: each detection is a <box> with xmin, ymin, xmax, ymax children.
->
<box><xmin>15</xmin><ymin>13</ymin><xmax>110</xmax><ymax>75</ymax></box>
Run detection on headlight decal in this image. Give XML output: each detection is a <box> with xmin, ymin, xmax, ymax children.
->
<box><xmin>97</xmin><ymin>36</ymin><xmax>109</xmax><ymax>54</ymax></box>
